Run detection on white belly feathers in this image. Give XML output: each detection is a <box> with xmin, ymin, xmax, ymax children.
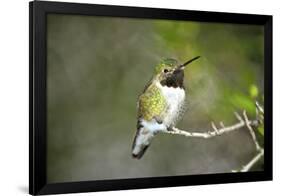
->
<box><xmin>156</xmin><ymin>82</ymin><xmax>185</xmax><ymax>126</ymax></box>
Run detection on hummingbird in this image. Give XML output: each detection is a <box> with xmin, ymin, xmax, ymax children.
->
<box><xmin>132</xmin><ymin>56</ymin><xmax>200</xmax><ymax>159</ymax></box>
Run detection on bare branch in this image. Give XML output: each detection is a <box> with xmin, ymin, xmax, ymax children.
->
<box><xmin>256</xmin><ymin>101</ymin><xmax>264</xmax><ymax>114</ymax></box>
<box><xmin>243</xmin><ymin>110</ymin><xmax>261</xmax><ymax>151</ymax></box>
<box><xmin>219</xmin><ymin>121</ymin><xmax>225</xmax><ymax>128</ymax></box>
<box><xmin>163</xmin><ymin>127</ymin><xmax>214</xmax><ymax>138</ymax></box>
<box><xmin>240</xmin><ymin>149</ymin><xmax>264</xmax><ymax>172</ymax></box>
<box><xmin>160</xmin><ymin>101</ymin><xmax>264</xmax><ymax>172</ymax></box>
<box><xmin>161</xmin><ymin>117</ymin><xmax>257</xmax><ymax>139</ymax></box>
<box><xmin>256</xmin><ymin>101</ymin><xmax>264</xmax><ymax>124</ymax></box>
<box><xmin>234</xmin><ymin>111</ymin><xmax>243</xmax><ymax>122</ymax></box>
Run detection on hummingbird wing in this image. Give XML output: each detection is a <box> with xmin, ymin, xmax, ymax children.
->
<box><xmin>137</xmin><ymin>82</ymin><xmax>167</xmax><ymax>121</ymax></box>
<box><xmin>132</xmin><ymin>81</ymin><xmax>167</xmax><ymax>159</ymax></box>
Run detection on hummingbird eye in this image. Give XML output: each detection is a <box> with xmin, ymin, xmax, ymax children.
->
<box><xmin>163</xmin><ymin>69</ymin><xmax>169</xmax><ymax>73</ymax></box>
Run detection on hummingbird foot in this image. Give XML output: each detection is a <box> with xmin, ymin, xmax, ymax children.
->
<box><xmin>167</xmin><ymin>126</ymin><xmax>174</xmax><ymax>132</ymax></box>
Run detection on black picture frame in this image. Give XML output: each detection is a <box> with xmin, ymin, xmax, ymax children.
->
<box><xmin>29</xmin><ymin>1</ymin><xmax>273</xmax><ymax>195</ymax></box>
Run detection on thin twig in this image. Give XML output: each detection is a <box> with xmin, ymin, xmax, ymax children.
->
<box><xmin>256</xmin><ymin>101</ymin><xmax>264</xmax><ymax>114</ymax></box>
<box><xmin>240</xmin><ymin>149</ymin><xmax>264</xmax><ymax>172</ymax></box>
<box><xmin>161</xmin><ymin>119</ymin><xmax>258</xmax><ymax>139</ymax></box>
<box><xmin>243</xmin><ymin>110</ymin><xmax>261</xmax><ymax>151</ymax></box>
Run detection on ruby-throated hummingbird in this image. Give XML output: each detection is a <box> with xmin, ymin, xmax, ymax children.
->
<box><xmin>132</xmin><ymin>56</ymin><xmax>200</xmax><ymax>159</ymax></box>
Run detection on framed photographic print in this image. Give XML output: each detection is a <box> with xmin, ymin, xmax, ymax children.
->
<box><xmin>29</xmin><ymin>1</ymin><xmax>272</xmax><ymax>195</ymax></box>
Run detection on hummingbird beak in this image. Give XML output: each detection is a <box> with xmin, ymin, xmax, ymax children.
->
<box><xmin>178</xmin><ymin>56</ymin><xmax>201</xmax><ymax>69</ymax></box>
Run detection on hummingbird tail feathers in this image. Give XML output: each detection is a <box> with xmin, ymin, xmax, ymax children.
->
<box><xmin>132</xmin><ymin>144</ymin><xmax>149</xmax><ymax>159</ymax></box>
<box><xmin>132</xmin><ymin>125</ymin><xmax>154</xmax><ymax>159</ymax></box>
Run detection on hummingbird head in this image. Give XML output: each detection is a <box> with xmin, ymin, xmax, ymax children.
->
<box><xmin>154</xmin><ymin>56</ymin><xmax>200</xmax><ymax>88</ymax></box>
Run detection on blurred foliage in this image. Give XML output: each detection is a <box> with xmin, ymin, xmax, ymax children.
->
<box><xmin>258</xmin><ymin>124</ymin><xmax>264</xmax><ymax>136</ymax></box>
<box><xmin>249</xmin><ymin>84</ymin><xmax>259</xmax><ymax>98</ymax></box>
<box><xmin>47</xmin><ymin>14</ymin><xmax>264</xmax><ymax>183</ymax></box>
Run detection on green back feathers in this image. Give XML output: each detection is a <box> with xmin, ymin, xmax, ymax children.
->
<box><xmin>154</xmin><ymin>58</ymin><xmax>178</xmax><ymax>74</ymax></box>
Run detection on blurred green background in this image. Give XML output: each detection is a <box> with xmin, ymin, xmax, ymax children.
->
<box><xmin>47</xmin><ymin>14</ymin><xmax>264</xmax><ymax>183</ymax></box>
